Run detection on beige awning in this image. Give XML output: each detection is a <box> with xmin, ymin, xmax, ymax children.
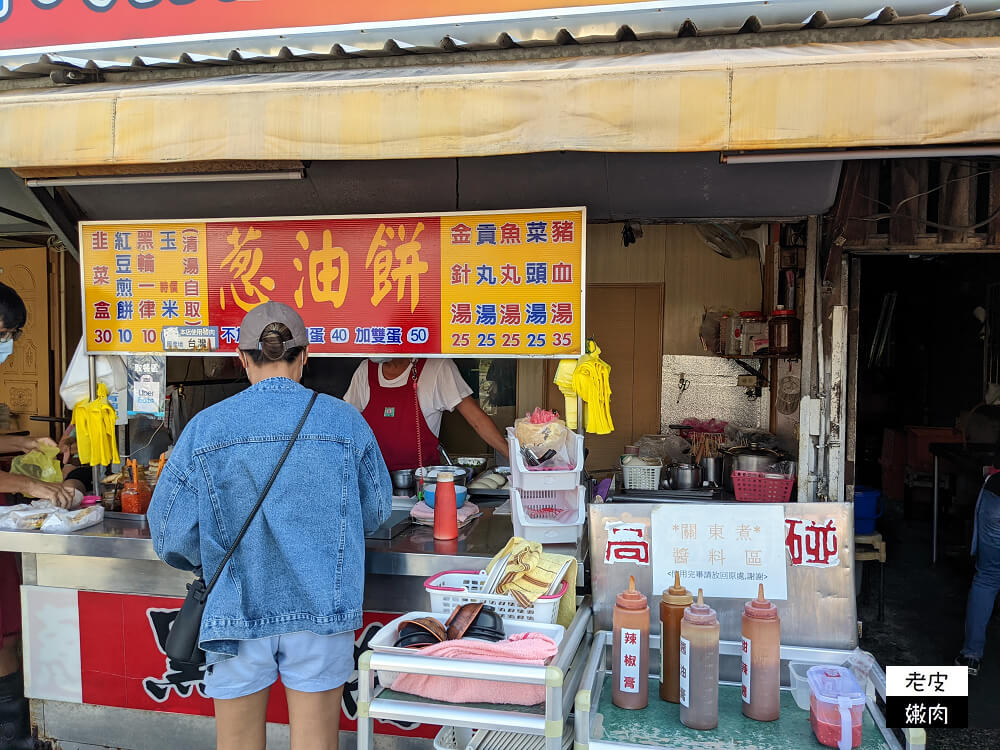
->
<box><xmin>1</xmin><ymin>36</ymin><xmax>999</xmax><ymax>168</ymax></box>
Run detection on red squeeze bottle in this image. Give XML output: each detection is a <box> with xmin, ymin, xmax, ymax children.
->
<box><xmin>433</xmin><ymin>472</ymin><xmax>459</xmax><ymax>540</ymax></box>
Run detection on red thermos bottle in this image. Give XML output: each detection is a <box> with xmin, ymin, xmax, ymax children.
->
<box><xmin>433</xmin><ymin>472</ymin><xmax>459</xmax><ymax>540</ymax></box>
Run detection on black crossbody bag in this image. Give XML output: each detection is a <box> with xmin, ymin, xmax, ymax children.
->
<box><xmin>165</xmin><ymin>391</ymin><xmax>318</xmax><ymax>667</ymax></box>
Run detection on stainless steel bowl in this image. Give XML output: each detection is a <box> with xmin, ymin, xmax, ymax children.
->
<box><xmin>390</xmin><ymin>469</ymin><xmax>416</xmax><ymax>492</ymax></box>
<box><xmin>415</xmin><ymin>465</ymin><xmax>469</xmax><ymax>487</ymax></box>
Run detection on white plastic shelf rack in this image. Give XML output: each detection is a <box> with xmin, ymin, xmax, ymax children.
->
<box><xmin>357</xmin><ymin>601</ymin><xmax>593</xmax><ymax>750</ymax></box>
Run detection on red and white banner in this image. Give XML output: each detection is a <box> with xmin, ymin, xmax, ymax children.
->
<box><xmin>21</xmin><ymin>586</ymin><xmax>436</xmax><ymax>737</ymax></box>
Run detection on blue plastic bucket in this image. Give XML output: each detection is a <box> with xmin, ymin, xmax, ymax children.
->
<box><xmin>854</xmin><ymin>486</ymin><xmax>882</xmax><ymax>534</ymax></box>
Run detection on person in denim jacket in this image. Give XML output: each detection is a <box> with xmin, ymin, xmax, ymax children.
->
<box><xmin>149</xmin><ymin>302</ymin><xmax>391</xmax><ymax>750</ymax></box>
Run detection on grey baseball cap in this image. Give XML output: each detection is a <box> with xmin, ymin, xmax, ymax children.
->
<box><xmin>238</xmin><ymin>301</ymin><xmax>309</xmax><ymax>351</ymax></box>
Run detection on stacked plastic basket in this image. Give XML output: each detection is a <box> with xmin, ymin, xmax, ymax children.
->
<box><xmin>506</xmin><ymin>428</ymin><xmax>586</xmax><ymax>544</ymax></box>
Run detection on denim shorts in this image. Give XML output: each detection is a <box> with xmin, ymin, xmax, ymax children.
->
<box><xmin>203</xmin><ymin>630</ymin><xmax>355</xmax><ymax>700</ymax></box>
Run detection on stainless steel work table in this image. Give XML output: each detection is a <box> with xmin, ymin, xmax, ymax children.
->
<box><xmin>0</xmin><ymin>505</ymin><xmax>584</xmax><ymax>593</ymax></box>
<box><xmin>0</xmin><ymin>502</ymin><xmax>587</xmax><ymax>750</ymax></box>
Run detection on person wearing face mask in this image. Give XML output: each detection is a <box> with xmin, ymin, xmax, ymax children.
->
<box><xmin>343</xmin><ymin>357</ymin><xmax>509</xmax><ymax>472</ymax></box>
<box><xmin>0</xmin><ymin>282</ymin><xmax>76</xmax><ymax>507</ymax></box>
<box><xmin>148</xmin><ymin>302</ymin><xmax>390</xmax><ymax>750</ymax></box>
<box><xmin>0</xmin><ymin>280</ymin><xmax>80</xmax><ymax>748</ymax></box>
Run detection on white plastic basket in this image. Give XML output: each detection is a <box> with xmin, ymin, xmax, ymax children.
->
<box><xmin>435</xmin><ymin>726</ymin><xmax>474</xmax><ymax>750</ymax></box>
<box><xmin>506</xmin><ymin>428</ymin><xmax>584</xmax><ymax>491</ymax></box>
<box><xmin>424</xmin><ymin>569</ymin><xmax>567</xmax><ymax>624</ymax></box>
<box><xmin>622</xmin><ymin>461</ymin><xmax>662</xmax><ymax>490</ymax></box>
<box><xmin>512</xmin><ymin>486</ymin><xmax>586</xmax><ymax>544</ymax></box>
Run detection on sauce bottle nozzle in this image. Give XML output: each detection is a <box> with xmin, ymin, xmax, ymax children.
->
<box><xmin>617</xmin><ymin>574</ymin><xmax>647</xmax><ymax>610</ymax></box>
<box><xmin>757</xmin><ymin>583</ymin><xmax>766</xmax><ymax>602</ymax></box>
<box><xmin>674</xmin><ymin>571</ymin><xmax>681</xmax><ymax>589</ymax></box>
<box><xmin>697</xmin><ymin>588</ymin><xmax>704</xmax><ymax>606</ymax></box>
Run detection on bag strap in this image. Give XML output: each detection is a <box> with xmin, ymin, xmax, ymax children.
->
<box><xmin>204</xmin><ymin>390</ymin><xmax>318</xmax><ymax>596</ymax></box>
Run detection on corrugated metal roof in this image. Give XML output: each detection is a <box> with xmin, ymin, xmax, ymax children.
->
<box><xmin>0</xmin><ymin>0</ymin><xmax>997</xmax><ymax>80</ymax></box>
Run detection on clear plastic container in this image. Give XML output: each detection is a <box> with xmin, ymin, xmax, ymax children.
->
<box><xmin>807</xmin><ymin>665</ymin><xmax>866</xmax><ymax>750</ymax></box>
<box><xmin>789</xmin><ymin>661</ymin><xmax>819</xmax><ymax>710</ymax></box>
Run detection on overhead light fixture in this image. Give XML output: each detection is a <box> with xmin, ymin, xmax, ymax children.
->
<box><xmin>24</xmin><ymin>170</ymin><xmax>305</xmax><ymax>188</ymax></box>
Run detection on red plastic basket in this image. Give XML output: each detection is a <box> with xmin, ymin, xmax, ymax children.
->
<box><xmin>732</xmin><ymin>470</ymin><xmax>795</xmax><ymax>502</ymax></box>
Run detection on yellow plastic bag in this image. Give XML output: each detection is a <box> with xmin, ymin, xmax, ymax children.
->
<box><xmin>10</xmin><ymin>443</ymin><xmax>62</xmax><ymax>484</ymax></box>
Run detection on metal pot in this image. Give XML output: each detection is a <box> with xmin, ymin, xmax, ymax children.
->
<box><xmin>723</xmin><ymin>444</ymin><xmax>782</xmax><ymax>489</ymax></box>
<box><xmin>700</xmin><ymin>456</ymin><xmax>724</xmax><ymax>487</ymax></box>
<box><xmin>390</xmin><ymin>469</ymin><xmax>416</xmax><ymax>493</ymax></box>
<box><xmin>667</xmin><ymin>463</ymin><xmax>702</xmax><ymax>490</ymax></box>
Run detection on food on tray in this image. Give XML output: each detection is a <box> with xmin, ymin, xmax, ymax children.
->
<box><xmin>468</xmin><ymin>471</ymin><xmax>509</xmax><ymax>490</ymax></box>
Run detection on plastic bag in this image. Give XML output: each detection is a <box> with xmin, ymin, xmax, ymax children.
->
<box><xmin>126</xmin><ymin>355</ymin><xmax>166</xmax><ymax>418</ymax></box>
<box><xmin>845</xmin><ymin>647</ymin><xmax>876</xmax><ymax>690</ymax></box>
<box><xmin>59</xmin><ymin>338</ymin><xmax>127</xmax><ymax>412</ymax></box>
<box><xmin>10</xmin><ymin>444</ymin><xmax>62</xmax><ymax>484</ymax></box>
<box><xmin>41</xmin><ymin>505</ymin><xmax>104</xmax><ymax>533</ymax></box>
<box><xmin>514</xmin><ymin>409</ymin><xmax>570</xmax><ymax>468</ymax></box>
<box><xmin>637</xmin><ymin>434</ymin><xmax>691</xmax><ymax>464</ymax></box>
<box><xmin>0</xmin><ymin>507</ymin><xmax>55</xmax><ymax>530</ymax></box>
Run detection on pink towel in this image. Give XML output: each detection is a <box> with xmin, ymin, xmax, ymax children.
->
<box><xmin>389</xmin><ymin>632</ymin><xmax>558</xmax><ymax>706</ymax></box>
<box><xmin>410</xmin><ymin>500</ymin><xmax>480</xmax><ymax>524</ymax></box>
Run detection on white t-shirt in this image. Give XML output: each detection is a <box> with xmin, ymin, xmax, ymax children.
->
<box><xmin>343</xmin><ymin>359</ymin><xmax>474</xmax><ymax>436</ymax></box>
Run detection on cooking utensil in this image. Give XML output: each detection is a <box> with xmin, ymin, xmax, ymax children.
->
<box><xmin>414</xmin><ymin>466</ymin><xmax>468</xmax><ymax>486</ymax></box>
<box><xmin>423</xmin><ymin>483</ymin><xmax>468</xmax><ymax>509</ymax></box>
<box><xmin>722</xmin><ymin>444</ymin><xmax>783</xmax><ymax>489</ymax></box>
<box><xmin>700</xmin><ymin>456</ymin><xmax>724</xmax><ymax>487</ymax></box>
<box><xmin>390</xmin><ymin>468</ymin><xmax>416</xmax><ymax>492</ymax></box>
<box><xmin>667</xmin><ymin>463</ymin><xmax>702</xmax><ymax>490</ymax></box>
<box><xmin>438</xmin><ymin>444</ymin><xmax>454</xmax><ymax>466</ymax></box>
<box><xmin>727</xmin><ymin>444</ymin><xmax>782</xmax><ymax>472</ymax></box>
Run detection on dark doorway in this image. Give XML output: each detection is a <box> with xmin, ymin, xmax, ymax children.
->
<box><xmin>854</xmin><ymin>253</ymin><xmax>1000</xmax><ymax>740</ymax></box>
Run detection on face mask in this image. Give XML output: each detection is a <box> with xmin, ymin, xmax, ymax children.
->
<box><xmin>0</xmin><ymin>339</ymin><xmax>12</xmax><ymax>364</ymax></box>
<box><xmin>369</xmin><ymin>357</ymin><xmax>392</xmax><ymax>364</ymax></box>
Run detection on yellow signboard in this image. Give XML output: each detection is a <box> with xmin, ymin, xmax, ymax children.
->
<box><xmin>80</xmin><ymin>208</ymin><xmax>585</xmax><ymax>357</ymax></box>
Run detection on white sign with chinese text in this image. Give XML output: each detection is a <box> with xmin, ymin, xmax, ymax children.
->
<box><xmin>651</xmin><ymin>505</ymin><xmax>788</xmax><ymax>600</ymax></box>
<box><xmin>784</xmin><ymin>516</ymin><xmax>841</xmax><ymax>568</ymax></box>
<box><xmin>678</xmin><ymin>636</ymin><xmax>691</xmax><ymax>708</ymax></box>
<box><xmin>619</xmin><ymin>628</ymin><xmax>641</xmax><ymax>694</ymax></box>
<box><xmin>604</xmin><ymin>521</ymin><xmax>650</xmax><ymax>566</ymax></box>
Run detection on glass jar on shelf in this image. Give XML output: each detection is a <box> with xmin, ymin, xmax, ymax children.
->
<box><xmin>769</xmin><ymin>307</ymin><xmax>801</xmax><ymax>356</ymax></box>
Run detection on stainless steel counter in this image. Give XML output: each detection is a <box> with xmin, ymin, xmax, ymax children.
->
<box><xmin>0</xmin><ymin>506</ymin><xmax>585</xmax><ymax>577</ymax></box>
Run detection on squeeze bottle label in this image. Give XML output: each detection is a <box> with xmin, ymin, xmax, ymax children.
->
<box><xmin>741</xmin><ymin>636</ymin><xmax>752</xmax><ymax>703</ymax></box>
<box><xmin>619</xmin><ymin>628</ymin><xmax>641</xmax><ymax>694</ymax></box>
<box><xmin>679</xmin><ymin>636</ymin><xmax>691</xmax><ymax>708</ymax></box>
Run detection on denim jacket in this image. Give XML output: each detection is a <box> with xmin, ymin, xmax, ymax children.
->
<box><xmin>147</xmin><ymin>377</ymin><xmax>391</xmax><ymax>663</ymax></box>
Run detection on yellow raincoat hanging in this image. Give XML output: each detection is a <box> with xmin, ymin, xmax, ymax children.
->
<box><xmin>573</xmin><ymin>340</ymin><xmax>614</xmax><ymax>435</ymax></box>
<box><xmin>71</xmin><ymin>383</ymin><xmax>120</xmax><ymax>467</ymax></box>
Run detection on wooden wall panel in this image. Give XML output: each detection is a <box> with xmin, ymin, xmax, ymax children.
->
<box><xmin>586</xmin><ymin>223</ymin><xmax>762</xmax><ymax>356</ymax></box>
<box><xmin>517</xmin><ymin>223</ymin><xmax>762</xmax><ymax>415</ymax></box>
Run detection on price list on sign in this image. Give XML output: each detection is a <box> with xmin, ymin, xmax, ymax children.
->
<box><xmin>80</xmin><ymin>209</ymin><xmax>584</xmax><ymax>357</ymax></box>
<box><xmin>440</xmin><ymin>212</ymin><xmax>583</xmax><ymax>355</ymax></box>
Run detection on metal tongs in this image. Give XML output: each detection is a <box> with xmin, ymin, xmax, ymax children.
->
<box><xmin>522</xmin><ymin>446</ymin><xmax>557</xmax><ymax>466</ymax></box>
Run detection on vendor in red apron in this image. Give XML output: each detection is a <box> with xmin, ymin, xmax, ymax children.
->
<box><xmin>343</xmin><ymin>358</ymin><xmax>509</xmax><ymax>472</ymax></box>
